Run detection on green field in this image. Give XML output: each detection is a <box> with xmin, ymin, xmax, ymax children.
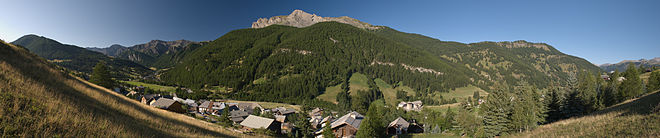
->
<box><xmin>375</xmin><ymin>79</ymin><xmax>417</xmax><ymax>106</ymax></box>
<box><xmin>317</xmin><ymin>73</ymin><xmax>488</xmax><ymax>106</ymax></box>
<box><xmin>317</xmin><ymin>73</ymin><xmax>419</xmax><ymax>105</ymax></box>
<box><xmin>640</xmin><ymin>69</ymin><xmax>659</xmax><ymax>83</ymax></box>
<box><xmin>317</xmin><ymin>84</ymin><xmax>342</xmax><ymax>104</ymax></box>
<box><xmin>224</xmin><ymin>100</ymin><xmax>302</xmax><ymax>111</ymax></box>
<box><xmin>348</xmin><ymin>73</ymin><xmax>370</xmax><ymax>96</ymax></box>
<box><xmin>121</xmin><ymin>80</ymin><xmax>176</xmax><ymax>93</ymax></box>
<box><xmin>436</xmin><ymin>85</ymin><xmax>488</xmax><ymax>102</ymax></box>
<box><xmin>423</xmin><ymin>103</ymin><xmax>460</xmax><ymax>113</ymax></box>
<box><xmin>317</xmin><ymin>73</ymin><xmax>371</xmax><ymax>104</ymax></box>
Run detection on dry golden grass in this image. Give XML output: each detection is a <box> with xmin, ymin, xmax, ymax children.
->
<box><xmin>0</xmin><ymin>41</ymin><xmax>264</xmax><ymax>137</ymax></box>
<box><xmin>512</xmin><ymin>90</ymin><xmax>660</xmax><ymax>138</ymax></box>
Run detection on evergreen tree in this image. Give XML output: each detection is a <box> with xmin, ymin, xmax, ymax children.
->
<box><xmin>510</xmin><ymin>82</ymin><xmax>546</xmax><ymax>132</ymax></box>
<box><xmin>473</xmin><ymin>91</ymin><xmax>481</xmax><ymax>106</ymax></box>
<box><xmin>603</xmin><ymin>70</ymin><xmax>621</xmax><ymax>106</ymax></box>
<box><xmin>351</xmin><ymin>90</ymin><xmax>370</xmax><ymax>114</ymax></box>
<box><xmin>456</xmin><ymin>107</ymin><xmax>482</xmax><ymax>137</ymax></box>
<box><xmin>482</xmin><ymin>84</ymin><xmax>511</xmax><ymax>137</ymax></box>
<box><xmin>562</xmin><ymin>89</ymin><xmax>584</xmax><ymax>118</ymax></box>
<box><xmin>322</xmin><ymin>121</ymin><xmax>334</xmax><ymax>138</ymax></box>
<box><xmin>90</xmin><ymin>61</ymin><xmax>115</xmax><ymax>88</ymax></box>
<box><xmin>356</xmin><ymin>100</ymin><xmax>385</xmax><ymax>138</ymax></box>
<box><xmin>577</xmin><ymin>71</ymin><xmax>598</xmax><ymax>113</ymax></box>
<box><xmin>336</xmin><ymin>90</ymin><xmax>351</xmax><ymax>110</ymax></box>
<box><xmin>293</xmin><ymin>112</ymin><xmax>313</xmax><ymax>138</ymax></box>
<box><xmin>545</xmin><ymin>82</ymin><xmax>563</xmax><ymax>123</ymax></box>
<box><xmin>396</xmin><ymin>90</ymin><xmax>408</xmax><ymax>101</ymax></box>
<box><xmin>252</xmin><ymin>107</ymin><xmax>262</xmax><ymax>116</ymax></box>
<box><xmin>647</xmin><ymin>71</ymin><xmax>660</xmax><ymax>92</ymax></box>
<box><xmin>561</xmin><ymin>72</ymin><xmax>584</xmax><ymax>118</ymax></box>
<box><xmin>218</xmin><ymin>108</ymin><xmax>231</xmax><ymax>126</ymax></box>
<box><xmin>619</xmin><ymin>63</ymin><xmax>643</xmax><ymax>100</ymax></box>
<box><xmin>443</xmin><ymin>107</ymin><xmax>455</xmax><ymax>131</ymax></box>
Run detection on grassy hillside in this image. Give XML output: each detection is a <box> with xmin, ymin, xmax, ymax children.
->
<box><xmin>0</xmin><ymin>41</ymin><xmax>245</xmax><ymax>137</ymax></box>
<box><xmin>515</xmin><ymin>90</ymin><xmax>660</xmax><ymax>137</ymax></box>
<box><xmin>437</xmin><ymin>85</ymin><xmax>488</xmax><ymax>102</ymax></box>
<box><xmin>121</xmin><ymin>80</ymin><xmax>177</xmax><ymax>93</ymax></box>
<box><xmin>11</xmin><ymin>34</ymin><xmax>151</xmax><ymax>79</ymax></box>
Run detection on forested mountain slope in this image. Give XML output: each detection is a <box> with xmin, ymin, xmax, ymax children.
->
<box><xmin>11</xmin><ymin>35</ymin><xmax>151</xmax><ymax>79</ymax></box>
<box><xmin>88</xmin><ymin>40</ymin><xmax>201</xmax><ymax>68</ymax></box>
<box><xmin>162</xmin><ymin>21</ymin><xmax>601</xmax><ymax>104</ymax></box>
<box><xmin>372</xmin><ymin>27</ymin><xmax>602</xmax><ymax>90</ymax></box>
<box><xmin>0</xmin><ymin>40</ymin><xmax>244</xmax><ymax>137</ymax></box>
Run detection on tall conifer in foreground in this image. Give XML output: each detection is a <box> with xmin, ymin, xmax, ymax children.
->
<box><xmin>90</xmin><ymin>61</ymin><xmax>115</xmax><ymax>89</ymax></box>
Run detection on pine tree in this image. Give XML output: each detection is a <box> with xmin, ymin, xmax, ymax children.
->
<box><xmin>562</xmin><ymin>72</ymin><xmax>584</xmax><ymax>118</ymax></box>
<box><xmin>252</xmin><ymin>107</ymin><xmax>262</xmax><ymax>116</ymax></box>
<box><xmin>603</xmin><ymin>70</ymin><xmax>621</xmax><ymax>106</ymax></box>
<box><xmin>473</xmin><ymin>91</ymin><xmax>481</xmax><ymax>106</ymax></box>
<box><xmin>619</xmin><ymin>63</ymin><xmax>643</xmax><ymax>100</ymax></box>
<box><xmin>647</xmin><ymin>71</ymin><xmax>660</xmax><ymax>92</ymax></box>
<box><xmin>482</xmin><ymin>84</ymin><xmax>511</xmax><ymax>137</ymax></box>
<box><xmin>322</xmin><ymin>121</ymin><xmax>334</xmax><ymax>138</ymax></box>
<box><xmin>545</xmin><ymin>83</ymin><xmax>563</xmax><ymax>123</ymax></box>
<box><xmin>90</xmin><ymin>61</ymin><xmax>115</xmax><ymax>88</ymax></box>
<box><xmin>218</xmin><ymin>108</ymin><xmax>231</xmax><ymax>126</ymax></box>
<box><xmin>356</xmin><ymin>100</ymin><xmax>385</xmax><ymax>138</ymax></box>
<box><xmin>510</xmin><ymin>82</ymin><xmax>546</xmax><ymax>132</ymax></box>
<box><xmin>577</xmin><ymin>71</ymin><xmax>598</xmax><ymax>113</ymax></box>
<box><xmin>443</xmin><ymin>107</ymin><xmax>455</xmax><ymax>131</ymax></box>
<box><xmin>456</xmin><ymin>107</ymin><xmax>482</xmax><ymax>137</ymax></box>
<box><xmin>336</xmin><ymin>90</ymin><xmax>351</xmax><ymax>110</ymax></box>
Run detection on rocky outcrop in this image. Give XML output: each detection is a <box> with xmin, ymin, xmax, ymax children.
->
<box><xmin>252</xmin><ymin>10</ymin><xmax>381</xmax><ymax>30</ymax></box>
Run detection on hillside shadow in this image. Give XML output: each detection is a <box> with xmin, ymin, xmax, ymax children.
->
<box><xmin>1</xmin><ymin>45</ymin><xmax>238</xmax><ymax>137</ymax></box>
<box><xmin>590</xmin><ymin>91</ymin><xmax>660</xmax><ymax>117</ymax></box>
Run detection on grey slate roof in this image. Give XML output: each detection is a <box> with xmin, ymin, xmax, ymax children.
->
<box><xmin>240</xmin><ymin>115</ymin><xmax>275</xmax><ymax>129</ymax></box>
<box><xmin>230</xmin><ymin>110</ymin><xmax>249</xmax><ymax>118</ymax></box>
<box><xmin>388</xmin><ymin>117</ymin><xmax>410</xmax><ymax>128</ymax></box>
<box><xmin>199</xmin><ymin>101</ymin><xmax>211</xmax><ymax>108</ymax></box>
<box><xmin>331</xmin><ymin>111</ymin><xmax>364</xmax><ymax>129</ymax></box>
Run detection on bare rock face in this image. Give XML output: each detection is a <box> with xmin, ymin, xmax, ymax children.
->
<box><xmin>251</xmin><ymin>10</ymin><xmax>381</xmax><ymax>30</ymax></box>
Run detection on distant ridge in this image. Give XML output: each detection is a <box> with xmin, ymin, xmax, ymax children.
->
<box><xmin>251</xmin><ymin>9</ymin><xmax>381</xmax><ymax>30</ymax></box>
<box><xmin>87</xmin><ymin>39</ymin><xmax>200</xmax><ymax>68</ymax></box>
<box><xmin>599</xmin><ymin>57</ymin><xmax>660</xmax><ymax>72</ymax></box>
<box><xmin>11</xmin><ymin>34</ymin><xmax>151</xmax><ymax>78</ymax></box>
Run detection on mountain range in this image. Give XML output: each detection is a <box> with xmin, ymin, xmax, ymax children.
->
<box><xmin>7</xmin><ymin>10</ymin><xmax>602</xmax><ymax>104</ymax></box>
<box><xmin>10</xmin><ymin>35</ymin><xmax>151</xmax><ymax>79</ymax></box>
<box><xmin>599</xmin><ymin>57</ymin><xmax>660</xmax><ymax>72</ymax></box>
<box><xmin>162</xmin><ymin>10</ymin><xmax>601</xmax><ymax>103</ymax></box>
<box><xmin>87</xmin><ymin>40</ymin><xmax>202</xmax><ymax>68</ymax></box>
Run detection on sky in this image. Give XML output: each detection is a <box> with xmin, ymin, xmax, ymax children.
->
<box><xmin>1</xmin><ymin>0</ymin><xmax>658</xmax><ymax>65</ymax></box>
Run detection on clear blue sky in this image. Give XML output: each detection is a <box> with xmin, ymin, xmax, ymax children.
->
<box><xmin>1</xmin><ymin>0</ymin><xmax>658</xmax><ymax>65</ymax></box>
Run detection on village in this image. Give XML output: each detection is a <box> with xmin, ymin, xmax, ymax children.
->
<box><xmin>112</xmin><ymin>84</ymin><xmax>428</xmax><ymax>137</ymax></box>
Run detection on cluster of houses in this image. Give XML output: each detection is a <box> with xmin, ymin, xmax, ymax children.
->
<box><xmin>118</xmin><ymin>84</ymin><xmax>426</xmax><ymax>137</ymax></box>
<box><xmin>308</xmin><ymin>108</ymin><xmax>424</xmax><ymax>137</ymax></box>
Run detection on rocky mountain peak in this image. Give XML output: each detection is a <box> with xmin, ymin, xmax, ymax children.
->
<box><xmin>251</xmin><ymin>9</ymin><xmax>381</xmax><ymax>30</ymax></box>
